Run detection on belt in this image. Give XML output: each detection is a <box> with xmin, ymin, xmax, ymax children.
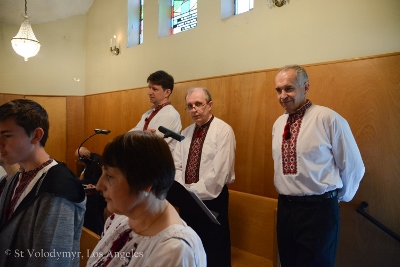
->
<box><xmin>280</xmin><ymin>190</ymin><xmax>338</xmax><ymax>202</ymax></box>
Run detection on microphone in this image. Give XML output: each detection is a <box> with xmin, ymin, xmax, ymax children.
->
<box><xmin>158</xmin><ymin>126</ymin><xmax>185</xmax><ymax>142</ymax></box>
<box><xmin>78</xmin><ymin>129</ymin><xmax>111</xmax><ymax>164</ymax></box>
<box><xmin>95</xmin><ymin>129</ymin><xmax>111</xmax><ymax>135</ymax></box>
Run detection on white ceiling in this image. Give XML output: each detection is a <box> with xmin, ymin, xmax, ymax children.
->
<box><xmin>0</xmin><ymin>0</ymin><xmax>94</xmax><ymax>25</ymax></box>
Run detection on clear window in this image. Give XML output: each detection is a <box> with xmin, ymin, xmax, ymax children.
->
<box><xmin>235</xmin><ymin>0</ymin><xmax>254</xmax><ymax>15</ymax></box>
<box><xmin>221</xmin><ymin>0</ymin><xmax>254</xmax><ymax>19</ymax></box>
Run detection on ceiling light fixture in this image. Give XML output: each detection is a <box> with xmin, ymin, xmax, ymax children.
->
<box><xmin>11</xmin><ymin>0</ymin><xmax>41</xmax><ymax>61</ymax></box>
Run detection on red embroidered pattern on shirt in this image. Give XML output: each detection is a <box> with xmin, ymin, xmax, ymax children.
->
<box><xmin>143</xmin><ymin>102</ymin><xmax>171</xmax><ymax>130</ymax></box>
<box><xmin>6</xmin><ymin>159</ymin><xmax>54</xmax><ymax>220</ymax></box>
<box><xmin>281</xmin><ymin>100</ymin><xmax>312</xmax><ymax>175</ymax></box>
<box><xmin>94</xmin><ymin>228</ymin><xmax>133</xmax><ymax>267</ymax></box>
<box><xmin>184</xmin><ymin>116</ymin><xmax>214</xmax><ymax>184</ymax></box>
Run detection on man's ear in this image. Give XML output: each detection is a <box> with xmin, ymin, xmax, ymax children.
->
<box><xmin>164</xmin><ymin>89</ymin><xmax>172</xmax><ymax>98</ymax></box>
<box><xmin>304</xmin><ymin>82</ymin><xmax>310</xmax><ymax>94</ymax></box>
<box><xmin>208</xmin><ymin>100</ymin><xmax>213</xmax><ymax>110</ymax></box>
<box><xmin>31</xmin><ymin>128</ymin><xmax>44</xmax><ymax>144</ymax></box>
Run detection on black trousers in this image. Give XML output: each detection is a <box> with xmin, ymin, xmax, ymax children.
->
<box><xmin>180</xmin><ymin>185</ymin><xmax>231</xmax><ymax>267</ymax></box>
<box><xmin>277</xmin><ymin>194</ymin><xmax>340</xmax><ymax>267</ymax></box>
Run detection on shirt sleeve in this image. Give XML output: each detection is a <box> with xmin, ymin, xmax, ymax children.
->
<box><xmin>149</xmin><ymin>111</ymin><xmax>182</xmax><ymax>152</ymax></box>
<box><xmin>144</xmin><ymin>237</ymin><xmax>205</xmax><ymax>267</ymax></box>
<box><xmin>128</xmin><ymin>112</ymin><xmax>149</xmax><ymax>132</ymax></box>
<box><xmin>30</xmin><ymin>195</ymin><xmax>85</xmax><ymax>266</ymax></box>
<box><xmin>173</xmin><ymin>137</ymin><xmax>185</xmax><ymax>185</ymax></box>
<box><xmin>330</xmin><ymin>115</ymin><xmax>365</xmax><ymax>202</ymax></box>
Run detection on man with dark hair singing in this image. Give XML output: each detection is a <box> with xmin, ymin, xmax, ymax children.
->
<box><xmin>129</xmin><ymin>70</ymin><xmax>182</xmax><ymax>152</ymax></box>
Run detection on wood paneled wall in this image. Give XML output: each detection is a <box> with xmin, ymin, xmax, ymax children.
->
<box><xmin>0</xmin><ymin>52</ymin><xmax>399</xmax><ymax>266</ymax></box>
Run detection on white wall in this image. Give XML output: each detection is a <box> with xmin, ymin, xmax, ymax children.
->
<box><xmin>1</xmin><ymin>0</ymin><xmax>399</xmax><ymax>96</ymax></box>
<box><xmin>0</xmin><ymin>16</ymin><xmax>87</xmax><ymax>95</ymax></box>
<box><xmin>85</xmin><ymin>0</ymin><xmax>400</xmax><ymax>95</ymax></box>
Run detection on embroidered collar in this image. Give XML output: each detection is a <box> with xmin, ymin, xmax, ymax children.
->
<box><xmin>286</xmin><ymin>100</ymin><xmax>312</xmax><ymax>118</ymax></box>
<box><xmin>194</xmin><ymin>116</ymin><xmax>214</xmax><ymax>138</ymax></box>
<box><xmin>152</xmin><ymin>102</ymin><xmax>171</xmax><ymax>112</ymax></box>
<box><xmin>18</xmin><ymin>158</ymin><xmax>54</xmax><ymax>177</ymax></box>
<box><xmin>196</xmin><ymin>115</ymin><xmax>214</xmax><ymax>129</ymax></box>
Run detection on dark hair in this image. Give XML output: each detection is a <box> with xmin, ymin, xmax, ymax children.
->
<box><xmin>0</xmin><ymin>99</ymin><xmax>49</xmax><ymax>147</ymax></box>
<box><xmin>101</xmin><ymin>131</ymin><xmax>175</xmax><ymax>199</ymax></box>
<box><xmin>147</xmin><ymin>70</ymin><xmax>174</xmax><ymax>92</ymax></box>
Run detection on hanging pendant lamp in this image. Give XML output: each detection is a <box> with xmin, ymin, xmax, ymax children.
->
<box><xmin>11</xmin><ymin>0</ymin><xmax>41</xmax><ymax>61</ymax></box>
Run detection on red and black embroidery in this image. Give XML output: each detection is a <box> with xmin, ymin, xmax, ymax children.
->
<box><xmin>143</xmin><ymin>102</ymin><xmax>171</xmax><ymax>130</ymax></box>
<box><xmin>281</xmin><ymin>100</ymin><xmax>312</xmax><ymax>175</ymax></box>
<box><xmin>185</xmin><ymin>116</ymin><xmax>214</xmax><ymax>184</ymax></box>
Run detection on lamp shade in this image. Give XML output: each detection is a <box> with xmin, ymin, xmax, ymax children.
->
<box><xmin>11</xmin><ymin>18</ymin><xmax>41</xmax><ymax>61</ymax></box>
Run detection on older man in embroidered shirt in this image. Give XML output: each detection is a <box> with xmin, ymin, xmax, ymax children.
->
<box><xmin>272</xmin><ymin>65</ymin><xmax>365</xmax><ymax>267</ymax></box>
<box><xmin>129</xmin><ymin>70</ymin><xmax>181</xmax><ymax>152</ymax></box>
<box><xmin>173</xmin><ymin>87</ymin><xmax>236</xmax><ymax>267</ymax></box>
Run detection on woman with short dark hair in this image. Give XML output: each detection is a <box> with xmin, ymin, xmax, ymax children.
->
<box><xmin>87</xmin><ymin>131</ymin><xmax>206</xmax><ymax>267</ymax></box>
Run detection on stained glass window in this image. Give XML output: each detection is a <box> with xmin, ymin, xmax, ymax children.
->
<box><xmin>172</xmin><ymin>0</ymin><xmax>197</xmax><ymax>34</ymax></box>
<box><xmin>235</xmin><ymin>0</ymin><xmax>254</xmax><ymax>15</ymax></box>
<box><xmin>139</xmin><ymin>0</ymin><xmax>144</xmax><ymax>44</ymax></box>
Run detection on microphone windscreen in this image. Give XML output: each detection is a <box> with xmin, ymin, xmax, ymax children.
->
<box><xmin>94</xmin><ymin>129</ymin><xmax>111</xmax><ymax>135</ymax></box>
<box><xmin>158</xmin><ymin>126</ymin><xmax>185</xmax><ymax>142</ymax></box>
<box><xmin>158</xmin><ymin>126</ymin><xmax>168</xmax><ymax>134</ymax></box>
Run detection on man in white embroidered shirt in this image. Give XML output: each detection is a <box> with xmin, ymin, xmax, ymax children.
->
<box><xmin>173</xmin><ymin>87</ymin><xmax>236</xmax><ymax>267</ymax></box>
<box><xmin>272</xmin><ymin>65</ymin><xmax>365</xmax><ymax>267</ymax></box>
<box><xmin>129</xmin><ymin>70</ymin><xmax>181</xmax><ymax>152</ymax></box>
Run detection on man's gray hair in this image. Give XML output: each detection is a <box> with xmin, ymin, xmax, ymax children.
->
<box><xmin>185</xmin><ymin>87</ymin><xmax>212</xmax><ymax>103</ymax></box>
<box><xmin>277</xmin><ymin>65</ymin><xmax>309</xmax><ymax>88</ymax></box>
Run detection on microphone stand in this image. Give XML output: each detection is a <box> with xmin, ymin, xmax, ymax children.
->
<box><xmin>77</xmin><ymin>129</ymin><xmax>111</xmax><ymax>190</ymax></box>
<box><xmin>77</xmin><ymin>129</ymin><xmax>111</xmax><ymax>160</ymax></box>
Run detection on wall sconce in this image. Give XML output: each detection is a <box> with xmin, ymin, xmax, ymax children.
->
<box><xmin>110</xmin><ymin>35</ymin><xmax>120</xmax><ymax>55</ymax></box>
<box><xmin>267</xmin><ymin>0</ymin><xmax>290</xmax><ymax>8</ymax></box>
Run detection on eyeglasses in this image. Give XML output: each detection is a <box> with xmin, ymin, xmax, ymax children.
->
<box><xmin>185</xmin><ymin>102</ymin><xmax>208</xmax><ymax>111</ymax></box>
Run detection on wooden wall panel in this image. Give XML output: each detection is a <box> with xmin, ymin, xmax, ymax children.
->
<box><xmin>84</xmin><ymin>88</ymin><xmax>150</xmax><ymax>156</ymax></box>
<box><xmin>27</xmin><ymin>96</ymin><xmax>67</xmax><ymax>164</ymax></box>
<box><xmin>66</xmin><ymin>96</ymin><xmax>85</xmax><ymax>174</ymax></box>
<box><xmin>0</xmin><ymin>94</ymin><xmax>24</xmax><ymax>105</ymax></box>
